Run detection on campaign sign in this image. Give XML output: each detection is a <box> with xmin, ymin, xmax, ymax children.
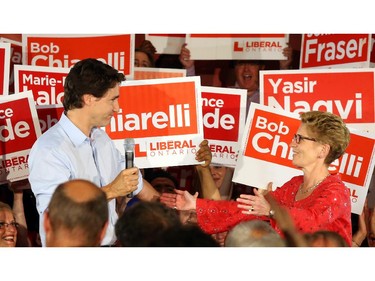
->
<box><xmin>330</xmin><ymin>129</ymin><xmax>375</xmax><ymax>214</ymax></box>
<box><xmin>232</xmin><ymin>103</ymin><xmax>375</xmax><ymax>215</ymax></box>
<box><xmin>0</xmin><ymin>42</ymin><xmax>10</xmax><ymax>95</ymax></box>
<box><xmin>185</xmin><ymin>34</ymin><xmax>288</xmax><ymax>60</ymax></box>
<box><xmin>22</xmin><ymin>34</ymin><xmax>135</xmax><ymax>80</ymax></box>
<box><xmin>13</xmin><ymin>65</ymin><xmax>68</xmax><ymax>132</ymax></box>
<box><xmin>36</xmin><ymin>105</ymin><xmax>64</xmax><ymax>133</ymax></box>
<box><xmin>14</xmin><ymin>65</ymin><xmax>69</xmax><ymax>105</ymax></box>
<box><xmin>0</xmin><ymin>38</ymin><xmax>22</xmax><ymax>94</ymax></box>
<box><xmin>260</xmin><ymin>68</ymin><xmax>375</xmax><ymax>132</ymax></box>
<box><xmin>0</xmin><ymin>91</ymin><xmax>42</xmax><ymax>183</ymax></box>
<box><xmin>300</xmin><ymin>34</ymin><xmax>371</xmax><ymax>69</ymax></box>
<box><xmin>370</xmin><ymin>34</ymin><xmax>375</xmax><ymax>68</ymax></box>
<box><xmin>201</xmin><ymin>86</ymin><xmax>247</xmax><ymax>167</ymax></box>
<box><xmin>134</xmin><ymin>67</ymin><xmax>186</xmax><ymax>80</ymax></box>
<box><xmin>145</xmin><ymin>34</ymin><xmax>186</xmax><ymax>55</ymax></box>
<box><xmin>105</xmin><ymin>76</ymin><xmax>204</xmax><ymax>168</ymax></box>
<box><xmin>233</xmin><ymin>104</ymin><xmax>301</xmax><ymax>191</ymax></box>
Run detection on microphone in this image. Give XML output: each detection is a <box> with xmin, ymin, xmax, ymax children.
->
<box><xmin>124</xmin><ymin>138</ymin><xmax>135</xmax><ymax>197</ymax></box>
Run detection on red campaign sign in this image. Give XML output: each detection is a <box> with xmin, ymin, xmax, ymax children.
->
<box><xmin>331</xmin><ymin>133</ymin><xmax>374</xmax><ymax>187</ymax></box>
<box><xmin>0</xmin><ymin>47</ymin><xmax>5</xmax><ymax>94</ymax></box>
<box><xmin>244</xmin><ymin>109</ymin><xmax>300</xmax><ymax>168</ymax></box>
<box><xmin>202</xmin><ymin>91</ymin><xmax>240</xmax><ymax>141</ymax></box>
<box><xmin>261</xmin><ymin>69</ymin><xmax>375</xmax><ymax>124</ymax></box>
<box><xmin>14</xmin><ymin>65</ymin><xmax>68</xmax><ymax>106</ymax></box>
<box><xmin>0</xmin><ymin>42</ymin><xmax>11</xmax><ymax>95</ymax></box>
<box><xmin>4</xmin><ymin>39</ymin><xmax>22</xmax><ymax>94</ymax></box>
<box><xmin>300</xmin><ymin>34</ymin><xmax>371</xmax><ymax>68</ymax></box>
<box><xmin>246</xmin><ymin>109</ymin><xmax>374</xmax><ymax>187</ymax></box>
<box><xmin>23</xmin><ymin>34</ymin><xmax>134</xmax><ymax>79</ymax></box>
<box><xmin>106</xmin><ymin>80</ymin><xmax>199</xmax><ymax>139</ymax></box>
<box><xmin>37</xmin><ymin>106</ymin><xmax>64</xmax><ymax>133</ymax></box>
<box><xmin>371</xmin><ymin>35</ymin><xmax>375</xmax><ymax>65</ymax></box>
<box><xmin>0</xmin><ymin>97</ymin><xmax>39</xmax><ymax>155</ymax></box>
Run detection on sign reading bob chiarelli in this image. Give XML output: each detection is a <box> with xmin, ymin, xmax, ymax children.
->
<box><xmin>232</xmin><ymin>103</ymin><xmax>375</xmax><ymax>215</ymax></box>
<box><xmin>22</xmin><ymin>34</ymin><xmax>135</xmax><ymax>80</ymax></box>
<box><xmin>201</xmin><ymin>86</ymin><xmax>247</xmax><ymax>167</ymax></box>
<box><xmin>105</xmin><ymin>76</ymin><xmax>204</xmax><ymax>168</ymax></box>
<box><xmin>300</xmin><ymin>34</ymin><xmax>371</xmax><ymax>69</ymax></box>
<box><xmin>260</xmin><ymin>68</ymin><xmax>375</xmax><ymax>133</ymax></box>
<box><xmin>0</xmin><ymin>91</ymin><xmax>42</xmax><ymax>183</ymax></box>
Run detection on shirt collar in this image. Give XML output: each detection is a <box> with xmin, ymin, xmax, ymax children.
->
<box><xmin>59</xmin><ymin>113</ymin><xmax>90</xmax><ymax>146</ymax></box>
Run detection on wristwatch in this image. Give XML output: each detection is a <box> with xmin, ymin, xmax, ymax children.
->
<box><xmin>269</xmin><ymin>209</ymin><xmax>275</xmax><ymax>218</ymax></box>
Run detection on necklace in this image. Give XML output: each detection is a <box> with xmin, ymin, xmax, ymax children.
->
<box><xmin>299</xmin><ymin>174</ymin><xmax>330</xmax><ymax>194</ymax></box>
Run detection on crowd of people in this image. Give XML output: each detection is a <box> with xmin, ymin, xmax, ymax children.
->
<box><xmin>1</xmin><ymin>34</ymin><xmax>374</xmax><ymax>249</ymax></box>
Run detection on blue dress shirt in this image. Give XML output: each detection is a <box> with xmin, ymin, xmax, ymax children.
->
<box><xmin>28</xmin><ymin>113</ymin><xmax>143</xmax><ymax>246</ymax></box>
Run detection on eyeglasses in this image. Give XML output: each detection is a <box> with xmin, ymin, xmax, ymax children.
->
<box><xmin>293</xmin><ymin>134</ymin><xmax>317</xmax><ymax>144</ymax></box>
<box><xmin>0</xmin><ymin>221</ymin><xmax>19</xmax><ymax>229</ymax></box>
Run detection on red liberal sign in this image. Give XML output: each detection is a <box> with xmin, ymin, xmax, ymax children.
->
<box><xmin>300</xmin><ymin>34</ymin><xmax>371</xmax><ymax>69</ymax></box>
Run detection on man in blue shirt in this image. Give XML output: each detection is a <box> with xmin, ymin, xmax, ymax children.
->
<box><xmin>28</xmin><ymin>58</ymin><xmax>162</xmax><ymax>246</ymax></box>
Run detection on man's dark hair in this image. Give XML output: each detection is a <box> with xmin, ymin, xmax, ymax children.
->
<box><xmin>150</xmin><ymin>224</ymin><xmax>220</xmax><ymax>247</ymax></box>
<box><xmin>144</xmin><ymin>169</ymin><xmax>179</xmax><ymax>189</ymax></box>
<box><xmin>63</xmin><ymin>58</ymin><xmax>125</xmax><ymax>111</ymax></box>
<box><xmin>115</xmin><ymin>201</ymin><xmax>181</xmax><ymax>247</ymax></box>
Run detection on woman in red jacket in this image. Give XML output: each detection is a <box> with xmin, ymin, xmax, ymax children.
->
<box><xmin>160</xmin><ymin>111</ymin><xmax>352</xmax><ymax>246</ymax></box>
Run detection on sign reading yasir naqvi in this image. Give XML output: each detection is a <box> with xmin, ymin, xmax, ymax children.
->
<box><xmin>260</xmin><ymin>68</ymin><xmax>375</xmax><ymax>133</ymax></box>
<box><xmin>22</xmin><ymin>34</ymin><xmax>135</xmax><ymax>80</ymax></box>
<box><xmin>13</xmin><ymin>65</ymin><xmax>67</xmax><ymax>133</ymax></box>
<box><xmin>0</xmin><ymin>91</ymin><xmax>42</xmax><ymax>184</ymax></box>
<box><xmin>233</xmin><ymin>103</ymin><xmax>375</xmax><ymax>215</ymax></box>
<box><xmin>105</xmin><ymin>76</ymin><xmax>204</xmax><ymax>168</ymax></box>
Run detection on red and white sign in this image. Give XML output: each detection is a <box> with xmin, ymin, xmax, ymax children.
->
<box><xmin>0</xmin><ymin>42</ymin><xmax>11</xmax><ymax>95</ymax></box>
<box><xmin>0</xmin><ymin>91</ymin><xmax>42</xmax><ymax>183</ymax></box>
<box><xmin>145</xmin><ymin>34</ymin><xmax>186</xmax><ymax>55</ymax></box>
<box><xmin>260</xmin><ymin>68</ymin><xmax>375</xmax><ymax>132</ymax></box>
<box><xmin>370</xmin><ymin>34</ymin><xmax>375</xmax><ymax>68</ymax></box>
<box><xmin>134</xmin><ymin>67</ymin><xmax>186</xmax><ymax>80</ymax></box>
<box><xmin>232</xmin><ymin>103</ymin><xmax>375</xmax><ymax>215</ymax></box>
<box><xmin>14</xmin><ymin>65</ymin><xmax>69</xmax><ymax>105</ymax></box>
<box><xmin>36</xmin><ymin>105</ymin><xmax>64</xmax><ymax>134</ymax></box>
<box><xmin>105</xmin><ymin>76</ymin><xmax>204</xmax><ymax>168</ymax></box>
<box><xmin>0</xmin><ymin>38</ymin><xmax>22</xmax><ymax>94</ymax></box>
<box><xmin>201</xmin><ymin>86</ymin><xmax>247</xmax><ymax>167</ymax></box>
<box><xmin>300</xmin><ymin>34</ymin><xmax>371</xmax><ymax>69</ymax></box>
<box><xmin>22</xmin><ymin>34</ymin><xmax>135</xmax><ymax>80</ymax></box>
<box><xmin>185</xmin><ymin>34</ymin><xmax>288</xmax><ymax>60</ymax></box>
<box><xmin>14</xmin><ymin>65</ymin><xmax>67</xmax><ymax>133</ymax></box>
